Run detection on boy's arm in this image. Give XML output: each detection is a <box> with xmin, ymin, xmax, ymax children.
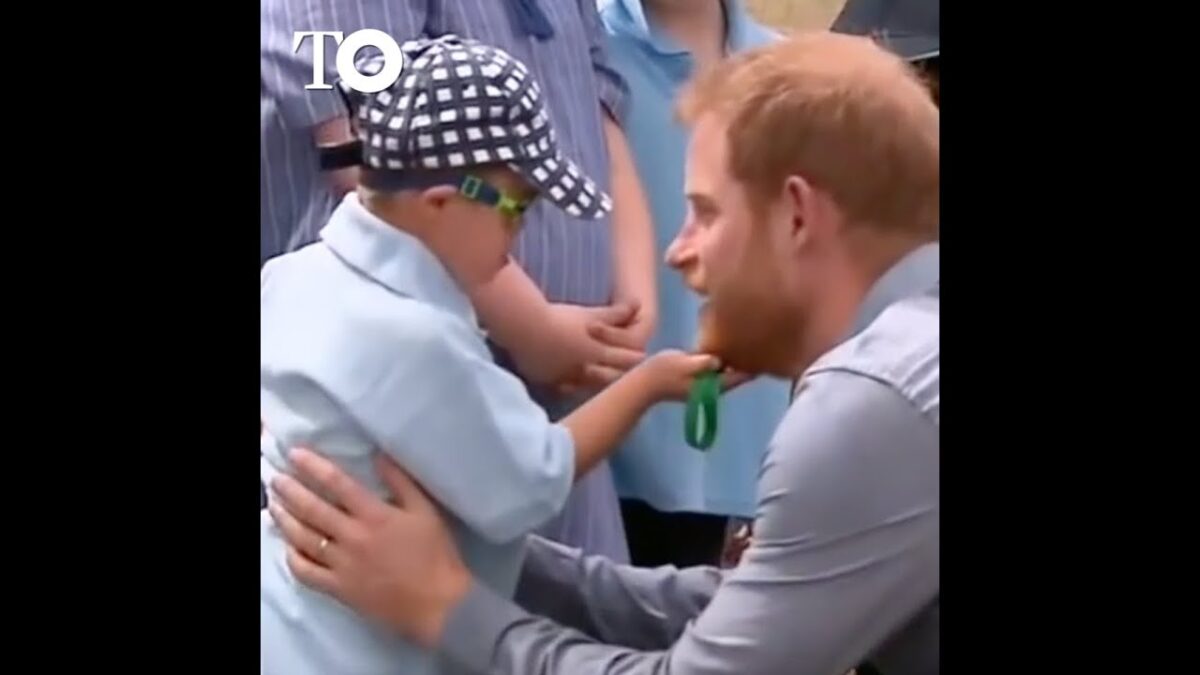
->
<box><xmin>265</xmin><ymin>280</ymin><xmax>693</xmax><ymax>547</ymax></box>
<box><xmin>467</xmin><ymin>263</ymin><xmax>559</xmax><ymax>377</ymax></box>
<box><xmin>469</xmin><ymin>263</ymin><xmax>641</xmax><ymax>389</ymax></box>
<box><xmin>325</xmin><ymin>314</ymin><xmax>696</xmax><ymax>541</ymax></box>
<box><xmin>560</xmin><ymin>348</ymin><xmax>717</xmax><ymax>476</ymax></box>
<box><xmin>468</xmin><ymin>264</ymin><xmax>586</xmax><ymax>388</ymax></box>
<box><xmin>558</xmin><ymin>365</ymin><xmax>655</xmax><ymax>476</ymax></box>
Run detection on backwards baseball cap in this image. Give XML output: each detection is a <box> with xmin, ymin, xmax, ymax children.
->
<box><xmin>325</xmin><ymin>34</ymin><xmax>612</xmax><ymax>220</ymax></box>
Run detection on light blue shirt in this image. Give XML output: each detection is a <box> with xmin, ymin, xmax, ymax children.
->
<box><xmin>599</xmin><ymin>0</ymin><xmax>789</xmax><ymax>517</ymax></box>
<box><xmin>259</xmin><ymin>193</ymin><xmax>575</xmax><ymax>675</ymax></box>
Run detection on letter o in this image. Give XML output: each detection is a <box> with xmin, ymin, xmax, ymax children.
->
<box><xmin>335</xmin><ymin>29</ymin><xmax>404</xmax><ymax>94</ymax></box>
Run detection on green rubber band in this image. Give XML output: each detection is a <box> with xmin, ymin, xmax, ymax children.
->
<box><xmin>684</xmin><ymin>371</ymin><xmax>720</xmax><ymax>450</ymax></box>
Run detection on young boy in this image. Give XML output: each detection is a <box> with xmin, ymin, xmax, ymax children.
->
<box><xmin>260</xmin><ymin>36</ymin><xmax>716</xmax><ymax>675</ymax></box>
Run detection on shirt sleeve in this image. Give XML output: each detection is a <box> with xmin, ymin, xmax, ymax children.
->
<box><xmin>513</xmin><ymin>536</ymin><xmax>724</xmax><ymax>649</ymax></box>
<box><xmin>272</xmin><ymin>305</ymin><xmax>575</xmax><ymax>545</ymax></box>
<box><xmin>261</xmin><ymin>0</ymin><xmax>430</xmax><ymax>130</ymax></box>
<box><xmin>436</xmin><ymin>371</ymin><xmax>940</xmax><ymax>674</ymax></box>
<box><xmin>576</xmin><ymin>0</ymin><xmax>629</xmax><ymax>125</ymax></box>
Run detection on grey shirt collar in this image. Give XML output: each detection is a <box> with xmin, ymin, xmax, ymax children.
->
<box><xmin>848</xmin><ymin>242</ymin><xmax>940</xmax><ymax>338</ymax></box>
<box><xmin>790</xmin><ymin>242</ymin><xmax>940</xmax><ymax>399</ymax></box>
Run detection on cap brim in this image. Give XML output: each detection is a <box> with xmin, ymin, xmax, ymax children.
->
<box><xmin>881</xmin><ymin>35</ymin><xmax>939</xmax><ymax>63</ymax></box>
<box><xmin>511</xmin><ymin>152</ymin><xmax>612</xmax><ymax>220</ymax></box>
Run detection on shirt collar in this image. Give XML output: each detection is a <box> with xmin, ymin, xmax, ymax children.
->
<box><xmin>790</xmin><ymin>242</ymin><xmax>939</xmax><ymax>399</ymax></box>
<box><xmin>724</xmin><ymin>0</ymin><xmax>765</xmax><ymax>51</ymax></box>
<box><xmin>848</xmin><ymin>242</ymin><xmax>940</xmax><ymax>338</ymax></box>
<box><xmin>319</xmin><ymin>193</ymin><xmax>478</xmax><ymax>325</ymax></box>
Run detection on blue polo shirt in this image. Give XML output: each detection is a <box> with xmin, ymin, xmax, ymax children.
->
<box><xmin>600</xmin><ymin>0</ymin><xmax>790</xmax><ymax>518</ymax></box>
<box><xmin>259</xmin><ymin>193</ymin><xmax>575</xmax><ymax>675</ymax></box>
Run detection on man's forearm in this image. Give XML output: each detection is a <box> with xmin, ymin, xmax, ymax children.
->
<box><xmin>603</xmin><ymin>113</ymin><xmax>657</xmax><ymax>326</ymax></box>
<box><xmin>434</xmin><ymin>374</ymin><xmax>940</xmax><ymax>675</ymax></box>
<box><xmin>515</xmin><ymin>536</ymin><xmax>722</xmax><ymax>648</ymax></box>
<box><xmin>441</xmin><ymin>584</ymin><xmax>669</xmax><ymax>675</ymax></box>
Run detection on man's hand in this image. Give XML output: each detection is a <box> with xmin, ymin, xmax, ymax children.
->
<box><xmin>267</xmin><ymin>449</ymin><xmax>470</xmax><ymax>648</ymax></box>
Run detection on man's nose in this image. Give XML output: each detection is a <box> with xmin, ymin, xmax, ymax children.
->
<box><xmin>665</xmin><ymin>231</ymin><xmax>694</xmax><ymax>268</ymax></box>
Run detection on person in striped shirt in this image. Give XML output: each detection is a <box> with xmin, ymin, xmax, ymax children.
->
<box><xmin>260</xmin><ymin>0</ymin><xmax>658</xmax><ymax>561</ymax></box>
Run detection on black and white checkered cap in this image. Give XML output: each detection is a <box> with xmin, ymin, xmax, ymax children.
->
<box><xmin>338</xmin><ymin>35</ymin><xmax>612</xmax><ymax>220</ymax></box>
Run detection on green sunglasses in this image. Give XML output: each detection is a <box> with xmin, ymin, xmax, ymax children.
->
<box><xmin>353</xmin><ymin>166</ymin><xmax>537</xmax><ymax>220</ymax></box>
<box><xmin>457</xmin><ymin>174</ymin><xmax>534</xmax><ymax>219</ymax></box>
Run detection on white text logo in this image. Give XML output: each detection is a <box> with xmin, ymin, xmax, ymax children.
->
<box><xmin>293</xmin><ymin>29</ymin><xmax>405</xmax><ymax>93</ymax></box>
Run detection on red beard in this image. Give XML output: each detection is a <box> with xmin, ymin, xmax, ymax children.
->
<box><xmin>696</xmin><ymin>291</ymin><xmax>801</xmax><ymax>377</ymax></box>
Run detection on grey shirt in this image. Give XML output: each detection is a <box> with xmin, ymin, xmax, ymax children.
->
<box><xmin>437</xmin><ymin>243</ymin><xmax>940</xmax><ymax>675</ymax></box>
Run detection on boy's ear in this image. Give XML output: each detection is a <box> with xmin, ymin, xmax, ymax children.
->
<box><xmin>420</xmin><ymin>185</ymin><xmax>461</xmax><ymax>210</ymax></box>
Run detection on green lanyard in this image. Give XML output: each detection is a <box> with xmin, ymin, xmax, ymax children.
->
<box><xmin>684</xmin><ymin>371</ymin><xmax>720</xmax><ymax>450</ymax></box>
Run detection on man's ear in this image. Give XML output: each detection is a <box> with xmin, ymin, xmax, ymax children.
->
<box><xmin>782</xmin><ymin>175</ymin><xmax>816</xmax><ymax>246</ymax></box>
<box><xmin>419</xmin><ymin>185</ymin><xmax>461</xmax><ymax>211</ymax></box>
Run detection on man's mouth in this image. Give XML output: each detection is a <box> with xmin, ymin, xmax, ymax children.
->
<box><xmin>676</xmin><ymin>262</ymin><xmax>707</xmax><ymax>295</ymax></box>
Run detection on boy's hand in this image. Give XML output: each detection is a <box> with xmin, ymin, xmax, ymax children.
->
<box><xmin>587</xmin><ymin>304</ymin><xmax>652</xmax><ymax>353</ymax></box>
<box><xmin>601</xmin><ymin>297</ymin><xmax>655</xmax><ymax>352</ymax></box>
<box><xmin>639</xmin><ymin>350</ymin><xmax>756</xmax><ymax>402</ymax></box>
<box><xmin>509</xmin><ymin>301</ymin><xmax>643</xmax><ymax>388</ymax></box>
<box><xmin>639</xmin><ymin>350</ymin><xmax>718</xmax><ymax>401</ymax></box>
<box><xmin>561</xmin><ymin>305</ymin><xmax>660</xmax><ymax>394</ymax></box>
